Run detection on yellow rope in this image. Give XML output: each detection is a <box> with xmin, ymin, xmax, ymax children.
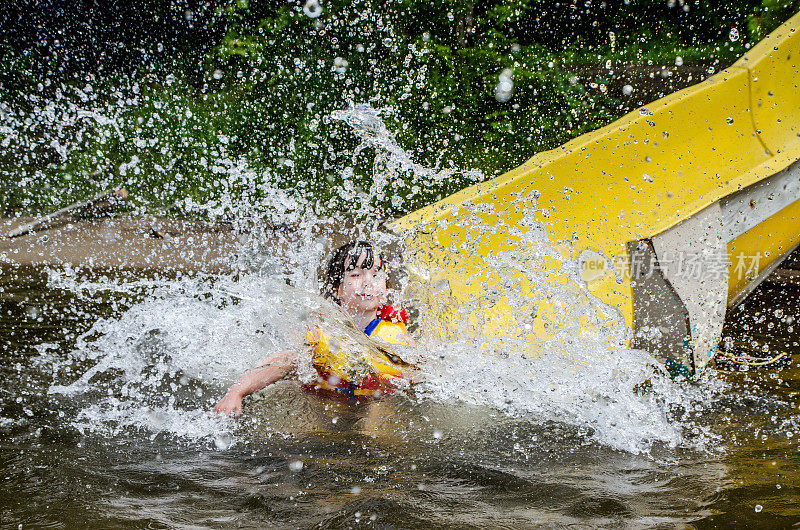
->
<box><xmin>718</xmin><ymin>351</ymin><xmax>791</xmax><ymax>367</ymax></box>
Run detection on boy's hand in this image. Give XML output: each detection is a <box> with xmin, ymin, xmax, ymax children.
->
<box><xmin>213</xmin><ymin>391</ymin><xmax>243</xmax><ymax>417</ymax></box>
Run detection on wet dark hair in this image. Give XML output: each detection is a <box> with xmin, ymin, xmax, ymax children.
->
<box><xmin>322</xmin><ymin>241</ymin><xmax>386</xmax><ymax>304</ymax></box>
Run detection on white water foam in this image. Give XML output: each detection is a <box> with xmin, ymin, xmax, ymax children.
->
<box><xmin>44</xmin><ymin>265</ymin><xmax>721</xmax><ymax>454</ymax></box>
<box><xmin>46</xmin><ymin>274</ymin><xmax>317</xmax><ymax>440</ymax></box>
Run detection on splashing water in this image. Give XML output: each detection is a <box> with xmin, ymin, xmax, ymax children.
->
<box><xmin>494</xmin><ymin>68</ymin><xmax>514</xmax><ymax>103</ymax></box>
<box><xmin>45</xmin><ymin>274</ymin><xmax>312</xmax><ymax>439</ymax></box>
<box><xmin>330</xmin><ymin>104</ymin><xmax>483</xmax><ymax>215</ymax></box>
<box><xmin>303</xmin><ymin>0</ymin><xmax>323</xmax><ymax>19</ymax></box>
<box><xmin>30</xmin><ymin>105</ymin><xmax>722</xmax><ymax>456</ymax></box>
<box><xmin>397</xmin><ymin>194</ymin><xmax>723</xmax><ymax>454</ymax></box>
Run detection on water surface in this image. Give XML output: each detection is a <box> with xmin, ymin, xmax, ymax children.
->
<box><xmin>1</xmin><ymin>264</ymin><xmax>799</xmax><ymax>528</ymax></box>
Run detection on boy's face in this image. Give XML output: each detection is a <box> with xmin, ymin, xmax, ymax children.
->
<box><xmin>337</xmin><ymin>251</ymin><xmax>387</xmax><ymax>314</ymax></box>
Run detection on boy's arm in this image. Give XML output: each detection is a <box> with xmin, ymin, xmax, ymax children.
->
<box><xmin>213</xmin><ymin>350</ymin><xmax>295</xmax><ymax>417</ymax></box>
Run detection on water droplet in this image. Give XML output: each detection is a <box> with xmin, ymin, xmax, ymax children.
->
<box><xmin>662</xmin><ymin>131</ymin><xmax>669</xmax><ymax>139</ymax></box>
<box><xmin>623</xmin><ymin>84</ymin><xmax>634</xmax><ymax>96</ymax></box>
<box><xmin>644</xmin><ymin>156</ymin><xmax>652</xmax><ymax>163</ymax></box>
<box><xmin>350</xmin><ymin>485</ymin><xmax>362</xmax><ymax>494</ymax></box>
<box><xmin>212</xmin><ymin>69</ymin><xmax>223</xmax><ymax>80</ymax></box>
<box><xmin>638</xmin><ymin>106</ymin><xmax>651</xmax><ymax>116</ymax></box>
<box><xmin>382</xmin><ymin>37</ymin><xmax>393</xmax><ymax>47</ymax></box>
<box><xmin>289</xmin><ymin>460</ymin><xmax>304</xmax><ymax>471</ymax></box>
<box><xmin>755</xmin><ymin>504</ymin><xmax>763</xmax><ymax>513</ymax></box>
<box><xmin>333</xmin><ymin>57</ymin><xmax>348</xmax><ymax>73</ymax></box>
<box><xmin>303</xmin><ymin>0</ymin><xmax>322</xmax><ymax>18</ymax></box>
<box><xmin>214</xmin><ymin>433</ymin><xmax>232</xmax><ymax>450</ymax></box>
<box><xmin>495</xmin><ymin>69</ymin><xmax>514</xmax><ymax>102</ymax></box>
<box><xmin>675</xmin><ymin>56</ymin><xmax>683</xmax><ymax>66</ymax></box>
<box><xmin>433</xmin><ymin>430</ymin><xmax>442</xmax><ymax>439</ymax></box>
<box><xmin>729</xmin><ymin>28</ymin><xmax>740</xmax><ymax>42</ymax></box>
<box><xmin>643</xmin><ymin>174</ymin><xmax>653</xmax><ymax>183</ymax></box>
<box><xmin>726</xmin><ymin>117</ymin><xmax>734</xmax><ymax>125</ymax></box>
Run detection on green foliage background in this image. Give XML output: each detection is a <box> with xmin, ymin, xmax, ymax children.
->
<box><xmin>1</xmin><ymin>0</ymin><xmax>799</xmax><ymax>219</ymax></box>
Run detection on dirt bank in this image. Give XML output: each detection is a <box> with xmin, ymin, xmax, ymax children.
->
<box><xmin>0</xmin><ymin>217</ymin><xmax>240</xmax><ymax>272</ymax></box>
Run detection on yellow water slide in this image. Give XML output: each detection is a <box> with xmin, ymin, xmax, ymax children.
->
<box><xmin>391</xmin><ymin>12</ymin><xmax>800</xmax><ymax>374</ymax></box>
